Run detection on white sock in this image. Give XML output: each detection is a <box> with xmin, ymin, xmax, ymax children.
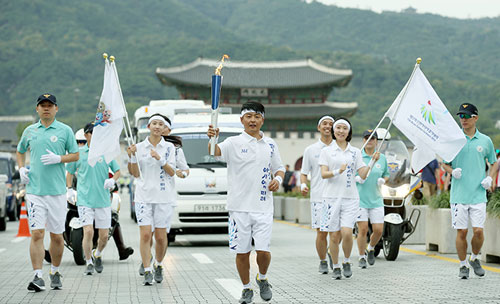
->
<box><xmin>333</xmin><ymin>263</ymin><xmax>341</xmax><ymax>269</ymax></box>
<box><xmin>320</xmin><ymin>259</ymin><xmax>327</xmax><ymax>262</ymax></box>
<box><xmin>86</xmin><ymin>259</ymin><xmax>93</xmax><ymax>265</ymax></box>
<box><xmin>144</xmin><ymin>266</ymin><xmax>153</xmax><ymax>272</ymax></box>
<box><xmin>343</xmin><ymin>257</ymin><xmax>350</xmax><ymax>264</ymax></box>
<box><xmin>470</xmin><ymin>254</ymin><xmax>478</xmax><ymax>261</ymax></box>
<box><xmin>155</xmin><ymin>260</ymin><xmax>162</xmax><ymax>267</ymax></box>
<box><xmin>95</xmin><ymin>249</ymin><xmax>102</xmax><ymax>257</ymax></box>
<box><xmin>243</xmin><ymin>283</ymin><xmax>252</xmax><ymax>289</ymax></box>
<box><xmin>459</xmin><ymin>260</ymin><xmax>467</xmax><ymax>267</ymax></box>
<box><xmin>50</xmin><ymin>265</ymin><xmax>59</xmax><ymax>274</ymax></box>
<box><xmin>359</xmin><ymin>255</ymin><xmax>366</xmax><ymax>260</ymax></box>
<box><xmin>34</xmin><ymin>269</ymin><xmax>43</xmax><ymax>278</ymax></box>
<box><xmin>367</xmin><ymin>244</ymin><xmax>374</xmax><ymax>251</ymax></box>
<box><xmin>258</xmin><ymin>273</ymin><xmax>267</xmax><ymax>280</ymax></box>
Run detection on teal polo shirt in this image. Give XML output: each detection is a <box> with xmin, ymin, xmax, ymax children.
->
<box><xmin>66</xmin><ymin>145</ymin><xmax>120</xmax><ymax>208</ymax></box>
<box><xmin>17</xmin><ymin>119</ymin><xmax>79</xmax><ymax>196</ymax></box>
<box><xmin>449</xmin><ymin>129</ymin><xmax>496</xmax><ymax>205</ymax></box>
<box><xmin>357</xmin><ymin>150</ymin><xmax>390</xmax><ymax>209</ymax></box>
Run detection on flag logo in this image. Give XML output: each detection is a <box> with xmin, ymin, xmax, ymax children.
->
<box><xmin>95</xmin><ymin>102</ymin><xmax>112</xmax><ymax>127</ymax></box>
<box><xmin>420</xmin><ymin>100</ymin><xmax>436</xmax><ymax>125</ymax></box>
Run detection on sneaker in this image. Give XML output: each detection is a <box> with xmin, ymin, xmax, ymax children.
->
<box><xmin>239</xmin><ymin>288</ymin><xmax>254</xmax><ymax>304</ymax></box>
<box><xmin>143</xmin><ymin>271</ymin><xmax>154</xmax><ymax>286</ymax></box>
<box><xmin>84</xmin><ymin>264</ymin><xmax>95</xmax><ymax>275</ymax></box>
<box><xmin>342</xmin><ymin>263</ymin><xmax>352</xmax><ymax>278</ymax></box>
<box><xmin>27</xmin><ymin>275</ymin><xmax>45</xmax><ymax>292</ymax></box>
<box><xmin>367</xmin><ymin>250</ymin><xmax>376</xmax><ymax>266</ymax></box>
<box><xmin>255</xmin><ymin>275</ymin><xmax>272</xmax><ymax>301</ymax></box>
<box><xmin>119</xmin><ymin>247</ymin><xmax>134</xmax><ymax>261</ymax></box>
<box><xmin>139</xmin><ymin>256</ymin><xmax>153</xmax><ymax>276</ymax></box>
<box><xmin>49</xmin><ymin>272</ymin><xmax>62</xmax><ymax>290</ymax></box>
<box><xmin>318</xmin><ymin>260</ymin><xmax>329</xmax><ymax>274</ymax></box>
<box><xmin>458</xmin><ymin>266</ymin><xmax>469</xmax><ymax>279</ymax></box>
<box><xmin>332</xmin><ymin>267</ymin><xmax>342</xmax><ymax>280</ymax></box>
<box><xmin>469</xmin><ymin>258</ymin><xmax>485</xmax><ymax>277</ymax></box>
<box><xmin>359</xmin><ymin>258</ymin><xmax>367</xmax><ymax>269</ymax></box>
<box><xmin>327</xmin><ymin>251</ymin><xmax>333</xmax><ymax>270</ymax></box>
<box><xmin>92</xmin><ymin>249</ymin><xmax>103</xmax><ymax>273</ymax></box>
<box><xmin>154</xmin><ymin>265</ymin><xmax>163</xmax><ymax>283</ymax></box>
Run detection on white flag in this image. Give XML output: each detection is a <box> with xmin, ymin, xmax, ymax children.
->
<box><xmin>386</xmin><ymin>66</ymin><xmax>466</xmax><ymax>172</ymax></box>
<box><xmin>88</xmin><ymin>59</ymin><xmax>125</xmax><ymax>167</ymax></box>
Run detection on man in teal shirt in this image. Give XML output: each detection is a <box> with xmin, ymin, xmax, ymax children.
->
<box><xmin>17</xmin><ymin>93</ymin><xmax>79</xmax><ymax>292</ymax></box>
<box><xmin>66</xmin><ymin>122</ymin><xmax>120</xmax><ymax>275</ymax></box>
<box><xmin>443</xmin><ymin>103</ymin><xmax>498</xmax><ymax>279</ymax></box>
<box><xmin>355</xmin><ymin>130</ymin><xmax>389</xmax><ymax>268</ymax></box>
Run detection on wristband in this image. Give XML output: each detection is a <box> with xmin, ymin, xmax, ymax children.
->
<box><xmin>274</xmin><ymin>175</ymin><xmax>283</xmax><ymax>185</ymax></box>
<box><xmin>332</xmin><ymin>169</ymin><xmax>340</xmax><ymax>176</ymax></box>
<box><xmin>300</xmin><ymin>183</ymin><xmax>307</xmax><ymax>191</ymax></box>
<box><xmin>159</xmin><ymin>157</ymin><xmax>167</xmax><ymax>167</ymax></box>
<box><xmin>129</xmin><ymin>155</ymin><xmax>137</xmax><ymax>164</ymax></box>
<box><xmin>182</xmin><ymin>171</ymin><xmax>188</xmax><ymax>178</ymax></box>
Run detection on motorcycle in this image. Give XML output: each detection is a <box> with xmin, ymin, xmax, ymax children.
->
<box><xmin>44</xmin><ymin>186</ymin><xmax>133</xmax><ymax>265</ymax></box>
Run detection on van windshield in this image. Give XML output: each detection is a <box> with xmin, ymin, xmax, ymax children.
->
<box><xmin>176</xmin><ymin>132</ymin><xmax>240</xmax><ymax>167</ymax></box>
<box><xmin>0</xmin><ymin>160</ymin><xmax>9</xmax><ymax>175</ymax></box>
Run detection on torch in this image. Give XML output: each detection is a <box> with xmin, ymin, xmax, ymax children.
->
<box><xmin>210</xmin><ymin>54</ymin><xmax>229</xmax><ymax>156</ymax></box>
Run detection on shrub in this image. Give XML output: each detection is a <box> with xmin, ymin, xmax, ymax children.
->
<box><xmin>487</xmin><ymin>190</ymin><xmax>500</xmax><ymax>218</ymax></box>
<box><xmin>429</xmin><ymin>191</ymin><xmax>450</xmax><ymax>209</ymax></box>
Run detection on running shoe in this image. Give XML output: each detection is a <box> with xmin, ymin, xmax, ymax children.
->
<box><xmin>255</xmin><ymin>275</ymin><xmax>272</xmax><ymax>301</ymax></box>
<box><xmin>469</xmin><ymin>258</ymin><xmax>485</xmax><ymax>277</ymax></box>
<box><xmin>342</xmin><ymin>263</ymin><xmax>352</xmax><ymax>278</ymax></box>
<box><xmin>367</xmin><ymin>250</ymin><xmax>376</xmax><ymax>266</ymax></box>
<box><xmin>143</xmin><ymin>271</ymin><xmax>154</xmax><ymax>286</ymax></box>
<box><xmin>49</xmin><ymin>272</ymin><xmax>62</xmax><ymax>290</ymax></box>
<box><xmin>239</xmin><ymin>288</ymin><xmax>254</xmax><ymax>304</ymax></box>
<box><xmin>327</xmin><ymin>251</ymin><xmax>333</xmax><ymax>270</ymax></box>
<box><xmin>458</xmin><ymin>266</ymin><xmax>469</xmax><ymax>279</ymax></box>
<box><xmin>27</xmin><ymin>275</ymin><xmax>45</xmax><ymax>292</ymax></box>
<box><xmin>154</xmin><ymin>264</ymin><xmax>163</xmax><ymax>283</ymax></box>
<box><xmin>319</xmin><ymin>260</ymin><xmax>329</xmax><ymax>274</ymax></box>
<box><xmin>332</xmin><ymin>267</ymin><xmax>342</xmax><ymax>280</ymax></box>
<box><xmin>358</xmin><ymin>257</ymin><xmax>367</xmax><ymax>269</ymax></box>
<box><xmin>139</xmin><ymin>256</ymin><xmax>153</xmax><ymax>276</ymax></box>
<box><xmin>84</xmin><ymin>264</ymin><xmax>95</xmax><ymax>275</ymax></box>
<box><xmin>92</xmin><ymin>249</ymin><xmax>103</xmax><ymax>273</ymax></box>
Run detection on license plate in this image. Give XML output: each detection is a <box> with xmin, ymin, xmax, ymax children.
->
<box><xmin>194</xmin><ymin>204</ymin><xmax>227</xmax><ymax>212</ymax></box>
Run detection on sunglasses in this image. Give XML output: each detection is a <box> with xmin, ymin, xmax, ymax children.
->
<box><xmin>459</xmin><ymin>114</ymin><xmax>475</xmax><ymax>119</ymax></box>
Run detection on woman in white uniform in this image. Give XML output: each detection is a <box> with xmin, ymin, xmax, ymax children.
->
<box><xmin>319</xmin><ymin>117</ymin><xmax>379</xmax><ymax>280</ymax></box>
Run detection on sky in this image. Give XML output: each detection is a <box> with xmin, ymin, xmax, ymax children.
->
<box><xmin>313</xmin><ymin>0</ymin><xmax>500</xmax><ymax>19</ymax></box>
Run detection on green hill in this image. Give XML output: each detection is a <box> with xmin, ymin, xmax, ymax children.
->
<box><xmin>1</xmin><ymin>0</ymin><xmax>499</xmax><ymax>144</ymax></box>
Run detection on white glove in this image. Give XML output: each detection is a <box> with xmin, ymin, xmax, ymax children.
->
<box><xmin>19</xmin><ymin>167</ymin><xmax>30</xmax><ymax>184</ymax></box>
<box><xmin>67</xmin><ymin>188</ymin><xmax>77</xmax><ymax>205</ymax></box>
<box><xmin>452</xmin><ymin>168</ymin><xmax>462</xmax><ymax>179</ymax></box>
<box><xmin>41</xmin><ymin>149</ymin><xmax>61</xmax><ymax>165</ymax></box>
<box><xmin>104</xmin><ymin>178</ymin><xmax>116</xmax><ymax>190</ymax></box>
<box><xmin>481</xmin><ymin>176</ymin><xmax>492</xmax><ymax>190</ymax></box>
<box><xmin>355</xmin><ymin>176</ymin><xmax>365</xmax><ymax>184</ymax></box>
<box><xmin>377</xmin><ymin>178</ymin><xmax>386</xmax><ymax>186</ymax></box>
<box><xmin>300</xmin><ymin>183</ymin><xmax>308</xmax><ymax>191</ymax></box>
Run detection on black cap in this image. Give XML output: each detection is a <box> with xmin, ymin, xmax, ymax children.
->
<box><xmin>456</xmin><ymin>103</ymin><xmax>478</xmax><ymax>116</ymax></box>
<box><xmin>36</xmin><ymin>93</ymin><xmax>57</xmax><ymax>105</ymax></box>
<box><xmin>84</xmin><ymin>122</ymin><xmax>94</xmax><ymax>134</ymax></box>
<box><xmin>363</xmin><ymin>129</ymin><xmax>378</xmax><ymax>138</ymax></box>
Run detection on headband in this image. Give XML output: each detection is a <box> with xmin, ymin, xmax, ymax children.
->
<box><xmin>148</xmin><ymin>116</ymin><xmax>171</xmax><ymax>129</ymax></box>
<box><xmin>317</xmin><ymin>115</ymin><xmax>334</xmax><ymax>127</ymax></box>
<box><xmin>240</xmin><ymin>109</ymin><xmax>265</xmax><ymax>118</ymax></box>
<box><xmin>333</xmin><ymin>119</ymin><xmax>350</xmax><ymax>131</ymax></box>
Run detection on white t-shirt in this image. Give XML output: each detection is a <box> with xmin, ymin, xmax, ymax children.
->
<box><xmin>134</xmin><ymin>137</ymin><xmax>176</xmax><ymax>204</ymax></box>
<box><xmin>318</xmin><ymin>141</ymin><xmax>366</xmax><ymax>199</ymax></box>
<box><xmin>175</xmin><ymin>147</ymin><xmax>189</xmax><ymax>171</ymax></box>
<box><xmin>301</xmin><ymin>139</ymin><xmax>332</xmax><ymax>202</ymax></box>
<box><xmin>219</xmin><ymin>131</ymin><xmax>285</xmax><ymax>214</ymax></box>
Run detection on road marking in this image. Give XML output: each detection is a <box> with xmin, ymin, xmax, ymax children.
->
<box><xmin>400</xmin><ymin>247</ymin><xmax>500</xmax><ymax>274</ymax></box>
<box><xmin>175</xmin><ymin>237</ymin><xmax>191</xmax><ymax>246</ymax></box>
<box><xmin>11</xmin><ymin>237</ymin><xmax>28</xmax><ymax>243</ymax></box>
<box><xmin>0</xmin><ymin>248</ymin><xmax>6</xmax><ymax>253</ymax></box>
<box><xmin>274</xmin><ymin>219</ymin><xmax>312</xmax><ymax>230</ymax></box>
<box><xmin>191</xmin><ymin>253</ymin><xmax>214</xmax><ymax>264</ymax></box>
<box><xmin>215</xmin><ymin>278</ymin><xmax>241</xmax><ymax>300</ymax></box>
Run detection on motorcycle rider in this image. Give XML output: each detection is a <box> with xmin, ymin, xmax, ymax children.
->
<box><xmin>319</xmin><ymin>118</ymin><xmax>379</xmax><ymax>279</ymax></box>
<box><xmin>66</xmin><ymin>122</ymin><xmax>121</xmax><ymax>275</ymax></box>
<box><xmin>442</xmin><ymin>103</ymin><xmax>498</xmax><ymax>279</ymax></box>
<box><xmin>355</xmin><ymin>130</ymin><xmax>389</xmax><ymax>268</ymax></box>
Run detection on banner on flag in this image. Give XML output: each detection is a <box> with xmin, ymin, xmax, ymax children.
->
<box><xmin>88</xmin><ymin>58</ymin><xmax>125</xmax><ymax>167</ymax></box>
<box><xmin>386</xmin><ymin>65</ymin><xmax>466</xmax><ymax>172</ymax></box>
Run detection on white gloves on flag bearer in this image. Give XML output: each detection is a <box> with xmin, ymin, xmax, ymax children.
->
<box><xmin>19</xmin><ymin>167</ymin><xmax>30</xmax><ymax>184</ymax></box>
<box><xmin>452</xmin><ymin>168</ymin><xmax>462</xmax><ymax>179</ymax></box>
<box><xmin>481</xmin><ymin>176</ymin><xmax>492</xmax><ymax>190</ymax></box>
<box><xmin>41</xmin><ymin>149</ymin><xmax>61</xmax><ymax>165</ymax></box>
<box><xmin>377</xmin><ymin>178</ymin><xmax>386</xmax><ymax>186</ymax></box>
<box><xmin>355</xmin><ymin>176</ymin><xmax>365</xmax><ymax>184</ymax></box>
<box><xmin>66</xmin><ymin>188</ymin><xmax>77</xmax><ymax>205</ymax></box>
<box><xmin>104</xmin><ymin>178</ymin><xmax>116</xmax><ymax>190</ymax></box>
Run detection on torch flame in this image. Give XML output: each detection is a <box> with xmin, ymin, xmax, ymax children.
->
<box><xmin>214</xmin><ymin>54</ymin><xmax>230</xmax><ymax>76</ymax></box>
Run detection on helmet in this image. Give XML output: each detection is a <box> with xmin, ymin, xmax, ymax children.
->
<box><xmin>75</xmin><ymin>128</ymin><xmax>86</xmax><ymax>143</ymax></box>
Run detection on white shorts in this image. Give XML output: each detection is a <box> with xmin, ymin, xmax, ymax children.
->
<box><xmin>135</xmin><ymin>202</ymin><xmax>174</xmax><ymax>231</ymax></box>
<box><xmin>26</xmin><ymin>194</ymin><xmax>66</xmax><ymax>234</ymax></box>
<box><xmin>356</xmin><ymin>206</ymin><xmax>385</xmax><ymax>224</ymax></box>
<box><xmin>311</xmin><ymin>201</ymin><xmax>323</xmax><ymax>229</ymax></box>
<box><xmin>228</xmin><ymin>211</ymin><xmax>273</xmax><ymax>254</ymax></box>
<box><xmin>320</xmin><ymin>198</ymin><xmax>359</xmax><ymax>232</ymax></box>
<box><xmin>78</xmin><ymin>206</ymin><xmax>111</xmax><ymax>229</ymax></box>
<box><xmin>450</xmin><ymin>203</ymin><xmax>486</xmax><ymax>229</ymax></box>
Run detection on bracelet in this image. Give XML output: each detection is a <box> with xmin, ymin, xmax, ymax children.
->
<box><xmin>274</xmin><ymin>175</ymin><xmax>283</xmax><ymax>185</ymax></box>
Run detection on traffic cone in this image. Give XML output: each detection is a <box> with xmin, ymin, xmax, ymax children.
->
<box><xmin>16</xmin><ymin>201</ymin><xmax>31</xmax><ymax>237</ymax></box>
